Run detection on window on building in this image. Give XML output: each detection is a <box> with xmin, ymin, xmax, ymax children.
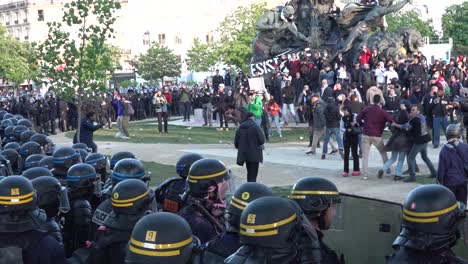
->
<box><xmin>158</xmin><ymin>34</ymin><xmax>166</xmax><ymax>45</ymax></box>
<box><xmin>38</xmin><ymin>10</ymin><xmax>44</xmax><ymax>21</ymax></box>
<box><xmin>176</xmin><ymin>55</ymin><xmax>182</xmax><ymax>62</ymax></box>
<box><xmin>6</xmin><ymin>13</ymin><xmax>11</xmax><ymax>25</ymax></box>
<box><xmin>15</xmin><ymin>11</ymin><xmax>19</xmax><ymax>24</ymax></box>
<box><xmin>143</xmin><ymin>39</ymin><xmax>149</xmax><ymax>45</ymax></box>
<box><xmin>175</xmin><ymin>36</ymin><xmax>182</xmax><ymax>45</ymax></box>
<box><xmin>205</xmin><ymin>34</ymin><xmax>213</xmax><ymax>44</ymax></box>
<box><xmin>23</xmin><ymin>11</ymin><xmax>28</xmax><ymax>22</ymax></box>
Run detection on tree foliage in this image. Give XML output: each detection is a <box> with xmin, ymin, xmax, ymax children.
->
<box><xmin>38</xmin><ymin>0</ymin><xmax>121</xmax><ymax>100</ymax></box>
<box><xmin>386</xmin><ymin>11</ymin><xmax>437</xmax><ymax>39</ymax></box>
<box><xmin>442</xmin><ymin>2</ymin><xmax>468</xmax><ymax>54</ymax></box>
<box><xmin>186</xmin><ymin>38</ymin><xmax>217</xmax><ymax>72</ymax></box>
<box><xmin>135</xmin><ymin>43</ymin><xmax>181</xmax><ymax>82</ymax></box>
<box><xmin>0</xmin><ymin>25</ymin><xmax>39</xmax><ymax>87</ymax></box>
<box><xmin>38</xmin><ymin>0</ymin><xmax>120</xmax><ymax>140</ymax></box>
<box><xmin>214</xmin><ymin>3</ymin><xmax>267</xmax><ymax>72</ymax></box>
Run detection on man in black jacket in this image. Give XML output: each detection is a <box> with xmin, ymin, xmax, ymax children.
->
<box><xmin>212</xmin><ymin>69</ymin><xmax>224</xmax><ymax>94</ymax></box>
<box><xmin>234</xmin><ymin>112</ymin><xmax>265</xmax><ymax>182</ymax></box>
<box><xmin>430</xmin><ymin>87</ymin><xmax>452</xmax><ymax>148</ymax></box>
<box><xmin>73</xmin><ymin>112</ymin><xmax>103</xmax><ymax>153</ymax></box>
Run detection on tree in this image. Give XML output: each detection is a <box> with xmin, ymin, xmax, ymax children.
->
<box><xmin>0</xmin><ymin>25</ymin><xmax>38</xmax><ymax>88</ymax></box>
<box><xmin>386</xmin><ymin>11</ymin><xmax>437</xmax><ymax>39</ymax></box>
<box><xmin>38</xmin><ymin>0</ymin><xmax>121</xmax><ymax>141</ymax></box>
<box><xmin>214</xmin><ymin>3</ymin><xmax>267</xmax><ymax>72</ymax></box>
<box><xmin>186</xmin><ymin>38</ymin><xmax>217</xmax><ymax>72</ymax></box>
<box><xmin>442</xmin><ymin>2</ymin><xmax>468</xmax><ymax>54</ymax></box>
<box><xmin>135</xmin><ymin>43</ymin><xmax>181</xmax><ymax>83</ymax></box>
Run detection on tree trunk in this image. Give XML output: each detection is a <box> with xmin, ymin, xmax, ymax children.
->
<box><xmin>76</xmin><ymin>101</ymin><xmax>82</xmax><ymax>143</ymax></box>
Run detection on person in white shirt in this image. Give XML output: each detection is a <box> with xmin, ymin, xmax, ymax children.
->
<box><xmin>375</xmin><ymin>61</ymin><xmax>386</xmax><ymax>85</ymax></box>
<box><xmin>385</xmin><ymin>65</ymin><xmax>399</xmax><ymax>84</ymax></box>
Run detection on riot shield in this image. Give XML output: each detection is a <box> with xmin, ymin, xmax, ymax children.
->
<box><xmin>322</xmin><ymin>193</ymin><xmax>402</xmax><ymax>264</ymax></box>
<box><xmin>452</xmin><ymin>211</ymin><xmax>468</xmax><ymax>259</ymax></box>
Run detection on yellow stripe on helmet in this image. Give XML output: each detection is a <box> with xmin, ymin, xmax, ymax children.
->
<box><xmin>240</xmin><ymin>229</ymin><xmax>279</xmax><ymax>237</ymax></box>
<box><xmin>403</xmin><ymin>203</ymin><xmax>458</xmax><ymax>217</ymax></box>
<box><xmin>130</xmin><ymin>237</ymin><xmax>193</xmax><ymax>250</ymax></box>
<box><xmin>188</xmin><ymin>170</ymin><xmax>227</xmax><ymax>180</ymax></box>
<box><xmin>240</xmin><ymin>213</ymin><xmax>296</xmax><ymax>230</ymax></box>
<box><xmin>128</xmin><ymin>245</ymin><xmax>180</xmax><ymax>257</ymax></box>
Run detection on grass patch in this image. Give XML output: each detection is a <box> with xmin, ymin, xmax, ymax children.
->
<box><xmin>66</xmin><ymin>120</ymin><xmax>311</xmax><ymax>144</ymax></box>
<box><xmin>142</xmin><ymin>161</ymin><xmax>176</xmax><ymax>187</ymax></box>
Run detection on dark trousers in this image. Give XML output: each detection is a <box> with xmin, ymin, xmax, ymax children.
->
<box><xmin>344</xmin><ymin>137</ymin><xmax>359</xmax><ymax>173</ymax></box>
<box><xmin>408</xmin><ymin>143</ymin><xmax>437</xmax><ymax>178</ymax></box>
<box><xmin>183</xmin><ymin>102</ymin><xmax>191</xmax><ymax>121</ymax></box>
<box><xmin>447</xmin><ymin>184</ymin><xmax>467</xmax><ymax>206</ymax></box>
<box><xmin>157</xmin><ymin>112</ymin><xmax>168</xmax><ymax>133</ymax></box>
<box><xmin>219</xmin><ymin>110</ymin><xmax>228</xmax><ymax>128</ymax></box>
<box><xmin>50</xmin><ymin>118</ymin><xmax>56</xmax><ymax>134</ymax></box>
<box><xmin>246</xmin><ymin>161</ymin><xmax>259</xmax><ymax>182</ymax></box>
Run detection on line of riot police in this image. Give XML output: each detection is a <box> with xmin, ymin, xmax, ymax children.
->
<box><xmin>0</xmin><ymin>107</ymin><xmax>467</xmax><ymax>264</ymax></box>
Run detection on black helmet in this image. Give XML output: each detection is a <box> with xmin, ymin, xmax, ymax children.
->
<box><xmin>13</xmin><ymin>114</ymin><xmax>24</xmax><ymax>120</ymax></box>
<box><xmin>446</xmin><ymin>124</ymin><xmax>462</xmax><ymax>140</ymax></box>
<box><xmin>20</xmin><ymin>130</ymin><xmax>36</xmax><ymax>145</ymax></box>
<box><xmin>3</xmin><ymin>113</ymin><xmax>13</xmax><ymax>120</ymax></box>
<box><xmin>111</xmin><ymin>179</ymin><xmax>153</xmax><ymax>215</ymax></box>
<box><xmin>52</xmin><ymin>147</ymin><xmax>81</xmax><ymax>170</ymax></box>
<box><xmin>4</xmin><ymin>142</ymin><xmax>20</xmax><ymax>151</ymax></box>
<box><xmin>0</xmin><ymin>118</ymin><xmax>13</xmax><ymax>130</ymax></box>
<box><xmin>22</xmin><ymin>166</ymin><xmax>53</xmax><ymax>180</ymax></box>
<box><xmin>0</xmin><ymin>149</ymin><xmax>19</xmax><ymax>167</ymax></box>
<box><xmin>401</xmin><ymin>184</ymin><xmax>465</xmax><ymax>235</ymax></box>
<box><xmin>0</xmin><ymin>110</ymin><xmax>6</xmax><ymax>120</ymax></box>
<box><xmin>31</xmin><ymin>176</ymin><xmax>70</xmax><ymax>216</ymax></box>
<box><xmin>290</xmin><ymin>177</ymin><xmax>341</xmax><ymax>217</ymax></box>
<box><xmin>125</xmin><ymin>212</ymin><xmax>194</xmax><ymax>264</ymax></box>
<box><xmin>19</xmin><ymin>141</ymin><xmax>43</xmax><ymax>158</ymax></box>
<box><xmin>72</xmin><ymin>143</ymin><xmax>90</xmax><ymax>152</ymax></box>
<box><xmin>187</xmin><ymin>159</ymin><xmax>230</xmax><ymax>198</ymax></box>
<box><xmin>17</xmin><ymin>119</ymin><xmax>33</xmax><ymax>129</ymax></box>
<box><xmin>85</xmin><ymin>153</ymin><xmax>110</xmax><ymax>172</ymax></box>
<box><xmin>77</xmin><ymin>149</ymin><xmax>89</xmax><ymax>162</ymax></box>
<box><xmin>30</xmin><ymin>133</ymin><xmax>48</xmax><ymax>146</ymax></box>
<box><xmin>13</xmin><ymin>125</ymin><xmax>28</xmax><ymax>138</ymax></box>
<box><xmin>112</xmin><ymin>158</ymin><xmax>147</xmax><ymax>184</ymax></box>
<box><xmin>39</xmin><ymin>156</ymin><xmax>54</xmax><ymax>170</ymax></box>
<box><xmin>24</xmin><ymin>154</ymin><xmax>46</xmax><ymax>170</ymax></box>
<box><xmin>30</xmin><ymin>134</ymin><xmax>55</xmax><ymax>155</ymax></box>
<box><xmin>239</xmin><ymin>196</ymin><xmax>299</xmax><ymax>248</ymax></box>
<box><xmin>226</xmin><ymin>182</ymin><xmax>273</xmax><ymax>230</ymax></box>
<box><xmin>66</xmin><ymin>163</ymin><xmax>97</xmax><ymax>190</ymax></box>
<box><xmin>110</xmin><ymin>151</ymin><xmax>136</xmax><ymax>169</ymax></box>
<box><xmin>8</xmin><ymin>118</ymin><xmax>17</xmax><ymax>126</ymax></box>
<box><xmin>176</xmin><ymin>153</ymin><xmax>203</xmax><ymax>178</ymax></box>
<box><xmin>4</xmin><ymin>126</ymin><xmax>14</xmax><ymax>138</ymax></box>
<box><xmin>0</xmin><ymin>176</ymin><xmax>43</xmax><ymax>232</ymax></box>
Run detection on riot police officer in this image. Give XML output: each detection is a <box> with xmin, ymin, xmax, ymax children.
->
<box><xmin>155</xmin><ymin>153</ymin><xmax>203</xmax><ymax>212</ymax></box>
<box><xmin>125</xmin><ymin>212</ymin><xmax>197</xmax><ymax>264</ymax></box>
<box><xmin>20</xmin><ymin>130</ymin><xmax>36</xmax><ymax>145</ymax></box>
<box><xmin>110</xmin><ymin>151</ymin><xmax>136</xmax><ymax>169</ymax></box>
<box><xmin>30</xmin><ymin>133</ymin><xmax>55</xmax><ymax>156</ymax></box>
<box><xmin>63</xmin><ymin>163</ymin><xmax>98</xmax><ymax>256</ymax></box>
<box><xmin>0</xmin><ymin>176</ymin><xmax>66</xmax><ymax>263</ymax></box>
<box><xmin>51</xmin><ymin>146</ymin><xmax>82</xmax><ymax>181</ymax></box>
<box><xmin>32</xmin><ymin>176</ymin><xmax>70</xmax><ymax>245</ymax></box>
<box><xmin>387</xmin><ymin>184</ymin><xmax>467</xmax><ymax>263</ymax></box>
<box><xmin>22</xmin><ymin>166</ymin><xmax>54</xmax><ymax>180</ymax></box>
<box><xmin>88</xmin><ymin>179</ymin><xmax>154</xmax><ymax>264</ymax></box>
<box><xmin>290</xmin><ymin>177</ymin><xmax>343</xmax><ymax>263</ymax></box>
<box><xmin>85</xmin><ymin>153</ymin><xmax>111</xmax><ymax>183</ymax></box>
<box><xmin>92</xmin><ymin>158</ymin><xmax>149</xmax><ymax>235</ymax></box>
<box><xmin>19</xmin><ymin>141</ymin><xmax>44</xmax><ymax>172</ymax></box>
<box><xmin>225</xmin><ymin>196</ymin><xmax>311</xmax><ymax>264</ymax></box>
<box><xmin>178</xmin><ymin>158</ymin><xmax>231</xmax><ymax>244</ymax></box>
<box><xmin>1</xmin><ymin>148</ymin><xmax>20</xmax><ymax>174</ymax></box>
<box><xmin>201</xmin><ymin>182</ymin><xmax>273</xmax><ymax>263</ymax></box>
<box><xmin>24</xmin><ymin>154</ymin><xmax>46</xmax><ymax>170</ymax></box>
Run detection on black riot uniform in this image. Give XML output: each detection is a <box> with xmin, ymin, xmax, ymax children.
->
<box><xmin>178</xmin><ymin>158</ymin><xmax>231</xmax><ymax>244</ymax></box>
<box><xmin>63</xmin><ymin>163</ymin><xmax>98</xmax><ymax>257</ymax></box>
<box><xmin>51</xmin><ymin>147</ymin><xmax>82</xmax><ymax>181</ymax></box>
<box><xmin>32</xmin><ymin>176</ymin><xmax>70</xmax><ymax>245</ymax></box>
<box><xmin>225</xmin><ymin>196</ymin><xmax>312</xmax><ymax>264</ymax></box>
<box><xmin>387</xmin><ymin>184</ymin><xmax>467</xmax><ymax>264</ymax></box>
<box><xmin>0</xmin><ymin>176</ymin><xmax>66</xmax><ymax>264</ymax></box>
<box><xmin>200</xmin><ymin>182</ymin><xmax>273</xmax><ymax>263</ymax></box>
<box><xmin>155</xmin><ymin>153</ymin><xmax>203</xmax><ymax>213</ymax></box>
<box><xmin>290</xmin><ymin>177</ymin><xmax>342</xmax><ymax>264</ymax></box>
<box><xmin>89</xmin><ymin>179</ymin><xmax>154</xmax><ymax>264</ymax></box>
<box><xmin>92</xmin><ymin>158</ymin><xmax>149</xmax><ymax>236</ymax></box>
<box><xmin>125</xmin><ymin>212</ymin><xmax>197</xmax><ymax>264</ymax></box>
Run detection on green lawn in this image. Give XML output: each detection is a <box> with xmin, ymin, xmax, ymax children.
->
<box><xmin>142</xmin><ymin>161</ymin><xmax>177</xmax><ymax>187</ymax></box>
<box><xmin>66</xmin><ymin>120</ymin><xmax>311</xmax><ymax>144</ymax></box>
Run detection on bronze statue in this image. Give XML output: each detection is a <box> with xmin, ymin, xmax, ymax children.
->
<box><xmin>252</xmin><ymin>6</ymin><xmax>309</xmax><ymax>60</ymax></box>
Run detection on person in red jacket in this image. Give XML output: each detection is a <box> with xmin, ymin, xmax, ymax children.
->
<box><xmin>267</xmin><ymin>97</ymin><xmax>282</xmax><ymax>137</ymax></box>
<box><xmin>163</xmin><ymin>86</ymin><xmax>173</xmax><ymax>117</ymax></box>
<box><xmin>358</xmin><ymin>45</ymin><xmax>371</xmax><ymax>66</ymax></box>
